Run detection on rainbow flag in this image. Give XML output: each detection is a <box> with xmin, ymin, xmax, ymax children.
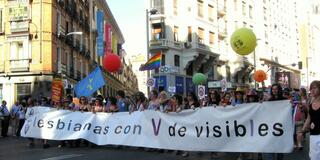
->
<box><xmin>139</xmin><ymin>52</ymin><xmax>161</xmax><ymax>71</ymax></box>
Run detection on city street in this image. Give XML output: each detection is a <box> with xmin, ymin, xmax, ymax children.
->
<box><xmin>0</xmin><ymin>136</ymin><xmax>310</xmax><ymax>160</ymax></box>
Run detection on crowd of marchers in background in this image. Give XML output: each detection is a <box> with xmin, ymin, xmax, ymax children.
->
<box><xmin>1</xmin><ymin>80</ymin><xmax>320</xmax><ymax>160</ymax></box>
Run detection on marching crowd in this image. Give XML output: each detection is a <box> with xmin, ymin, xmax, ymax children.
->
<box><xmin>0</xmin><ymin>80</ymin><xmax>320</xmax><ymax>160</ymax></box>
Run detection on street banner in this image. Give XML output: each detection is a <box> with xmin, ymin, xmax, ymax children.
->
<box><xmin>21</xmin><ymin>100</ymin><xmax>293</xmax><ymax>153</ymax></box>
<box><xmin>51</xmin><ymin>78</ymin><xmax>63</xmax><ymax>103</ymax></box>
<box><xmin>105</xmin><ymin>24</ymin><xmax>112</xmax><ymax>54</ymax></box>
<box><xmin>96</xmin><ymin>10</ymin><xmax>104</xmax><ymax>56</ymax></box>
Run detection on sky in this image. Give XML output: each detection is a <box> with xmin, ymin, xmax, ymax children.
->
<box><xmin>107</xmin><ymin>0</ymin><xmax>147</xmax><ymax>56</ymax></box>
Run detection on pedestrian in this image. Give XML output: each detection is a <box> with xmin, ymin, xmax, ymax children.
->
<box><xmin>130</xmin><ymin>92</ymin><xmax>146</xmax><ymax>113</ymax></box>
<box><xmin>0</xmin><ymin>100</ymin><xmax>10</xmax><ymax>138</ymax></box>
<box><xmin>300</xmin><ymin>80</ymin><xmax>320</xmax><ymax>160</ymax></box>
<box><xmin>16</xmin><ymin>100</ymin><xmax>27</xmax><ymax>137</ymax></box>
<box><xmin>10</xmin><ymin>101</ymin><xmax>20</xmax><ymax>136</ymax></box>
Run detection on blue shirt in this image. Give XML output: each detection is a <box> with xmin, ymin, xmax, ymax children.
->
<box><xmin>117</xmin><ymin>99</ymin><xmax>127</xmax><ymax>112</ymax></box>
<box><xmin>0</xmin><ymin>105</ymin><xmax>10</xmax><ymax>116</ymax></box>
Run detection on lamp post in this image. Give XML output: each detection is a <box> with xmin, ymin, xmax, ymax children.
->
<box><xmin>61</xmin><ymin>31</ymin><xmax>83</xmax><ymax>96</ymax></box>
<box><xmin>253</xmin><ymin>38</ymin><xmax>261</xmax><ymax>89</ymax></box>
<box><xmin>146</xmin><ymin>8</ymin><xmax>158</xmax><ymax>95</ymax></box>
<box><xmin>306</xmin><ymin>57</ymin><xmax>311</xmax><ymax>88</ymax></box>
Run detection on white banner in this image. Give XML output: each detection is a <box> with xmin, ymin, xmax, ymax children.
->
<box><xmin>22</xmin><ymin>100</ymin><xmax>294</xmax><ymax>153</ymax></box>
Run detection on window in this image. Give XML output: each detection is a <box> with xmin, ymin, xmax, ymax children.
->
<box><xmin>57</xmin><ymin>47</ymin><xmax>61</xmax><ymax>72</ymax></box>
<box><xmin>66</xmin><ymin>21</ymin><xmax>69</xmax><ymax>33</ymax></box>
<box><xmin>188</xmin><ymin>26</ymin><xmax>192</xmax><ymax>42</ymax></box>
<box><xmin>151</xmin><ymin>0</ymin><xmax>164</xmax><ymax>14</ymax></box>
<box><xmin>226</xmin><ymin>66</ymin><xmax>231</xmax><ymax>82</ymax></box>
<box><xmin>152</xmin><ymin>23</ymin><xmax>163</xmax><ymax>40</ymax></box>
<box><xmin>235</xmin><ymin>21</ymin><xmax>238</xmax><ymax>29</ymax></box>
<box><xmin>0</xmin><ymin>9</ymin><xmax>3</xmax><ymax>33</ymax></box>
<box><xmin>161</xmin><ymin>54</ymin><xmax>165</xmax><ymax>66</ymax></box>
<box><xmin>209</xmin><ymin>31</ymin><xmax>214</xmax><ymax>45</ymax></box>
<box><xmin>234</xmin><ymin>0</ymin><xmax>237</xmax><ymax>11</ymax></box>
<box><xmin>16</xmin><ymin>83</ymin><xmax>31</xmax><ymax>101</ymax></box>
<box><xmin>208</xmin><ymin>5</ymin><xmax>214</xmax><ymax>22</ymax></box>
<box><xmin>242</xmin><ymin>1</ymin><xmax>246</xmax><ymax>16</ymax></box>
<box><xmin>198</xmin><ymin>27</ymin><xmax>204</xmax><ymax>44</ymax></box>
<box><xmin>174</xmin><ymin>26</ymin><xmax>179</xmax><ymax>42</ymax></box>
<box><xmin>56</xmin><ymin>11</ymin><xmax>61</xmax><ymax>35</ymax></box>
<box><xmin>174</xmin><ymin>55</ymin><xmax>180</xmax><ymax>67</ymax></box>
<box><xmin>0</xmin><ymin>84</ymin><xmax>2</xmax><ymax>101</ymax></box>
<box><xmin>173</xmin><ymin>0</ymin><xmax>178</xmax><ymax>16</ymax></box>
<box><xmin>249</xmin><ymin>5</ymin><xmax>253</xmax><ymax>19</ymax></box>
<box><xmin>10</xmin><ymin>41</ymin><xmax>28</xmax><ymax>60</ymax></box>
<box><xmin>197</xmin><ymin>0</ymin><xmax>203</xmax><ymax>18</ymax></box>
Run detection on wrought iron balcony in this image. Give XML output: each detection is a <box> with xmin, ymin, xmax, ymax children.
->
<box><xmin>9</xmin><ymin>59</ymin><xmax>31</xmax><ymax>72</ymax></box>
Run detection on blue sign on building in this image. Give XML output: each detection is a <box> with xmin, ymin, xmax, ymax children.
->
<box><xmin>154</xmin><ymin>76</ymin><xmax>167</xmax><ymax>91</ymax></box>
<box><xmin>96</xmin><ymin>10</ymin><xmax>104</xmax><ymax>56</ymax></box>
<box><xmin>175</xmin><ymin>76</ymin><xmax>184</xmax><ymax>94</ymax></box>
<box><xmin>186</xmin><ymin>77</ymin><xmax>195</xmax><ymax>94</ymax></box>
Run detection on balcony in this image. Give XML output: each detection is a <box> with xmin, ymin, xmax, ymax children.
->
<box><xmin>0</xmin><ymin>61</ymin><xmax>4</xmax><ymax>73</ymax></box>
<box><xmin>69</xmin><ymin>67</ymin><xmax>74</xmax><ymax>78</ymax></box>
<box><xmin>218</xmin><ymin>4</ymin><xmax>226</xmax><ymax>17</ymax></box>
<box><xmin>80</xmin><ymin>45</ymin><xmax>86</xmax><ymax>55</ymax></box>
<box><xmin>85</xmin><ymin>50</ymin><xmax>91</xmax><ymax>59</ymax></box>
<box><xmin>84</xmin><ymin>19</ymin><xmax>90</xmax><ymax>32</ymax></box>
<box><xmin>74</xmin><ymin>39</ymin><xmax>80</xmax><ymax>51</ymax></box>
<box><xmin>66</xmin><ymin>35</ymin><xmax>73</xmax><ymax>47</ymax></box>
<box><xmin>218</xmin><ymin>29</ymin><xmax>227</xmax><ymax>39</ymax></box>
<box><xmin>57</xmin><ymin>0</ymin><xmax>64</xmax><ymax>8</ymax></box>
<box><xmin>10</xmin><ymin>59</ymin><xmax>31</xmax><ymax>72</ymax></box>
<box><xmin>84</xmin><ymin>0</ymin><xmax>89</xmax><ymax>9</ymax></box>
<box><xmin>76</xmin><ymin>71</ymin><xmax>81</xmax><ymax>81</ymax></box>
<box><xmin>149</xmin><ymin>39</ymin><xmax>183</xmax><ymax>51</ymax></box>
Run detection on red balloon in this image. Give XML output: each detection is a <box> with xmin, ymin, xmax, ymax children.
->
<box><xmin>254</xmin><ymin>70</ymin><xmax>267</xmax><ymax>82</ymax></box>
<box><xmin>103</xmin><ymin>54</ymin><xmax>121</xmax><ymax>72</ymax></box>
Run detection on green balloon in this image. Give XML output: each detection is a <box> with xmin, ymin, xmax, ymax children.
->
<box><xmin>192</xmin><ymin>73</ymin><xmax>207</xmax><ymax>85</ymax></box>
<box><xmin>230</xmin><ymin>28</ymin><xmax>257</xmax><ymax>56</ymax></box>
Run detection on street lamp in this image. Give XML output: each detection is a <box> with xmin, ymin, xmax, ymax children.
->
<box><xmin>146</xmin><ymin>8</ymin><xmax>158</xmax><ymax>95</ymax></box>
<box><xmin>66</xmin><ymin>32</ymin><xmax>83</xmax><ymax>37</ymax></box>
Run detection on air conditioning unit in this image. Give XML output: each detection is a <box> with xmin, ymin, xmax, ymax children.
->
<box><xmin>184</xmin><ymin>41</ymin><xmax>192</xmax><ymax>49</ymax></box>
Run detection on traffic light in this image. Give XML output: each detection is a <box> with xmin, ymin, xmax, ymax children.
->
<box><xmin>298</xmin><ymin>61</ymin><xmax>302</xmax><ymax>69</ymax></box>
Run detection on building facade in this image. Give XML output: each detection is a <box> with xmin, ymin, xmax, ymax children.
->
<box><xmin>129</xmin><ymin>53</ymin><xmax>148</xmax><ymax>95</ymax></box>
<box><xmin>0</xmin><ymin>0</ymin><xmax>138</xmax><ymax>108</ymax></box>
<box><xmin>148</xmin><ymin>0</ymin><xmax>311</xmax><ymax>93</ymax></box>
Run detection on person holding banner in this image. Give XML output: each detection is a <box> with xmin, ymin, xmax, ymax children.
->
<box><xmin>262</xmin><ymin>84</ymin><xmax>286</xmax><ymax>160</ymax></box>
<box><xmin>78</xmin><ymin>96</ymin><xmax>91</xmax><ymax>112</ymax></box>
<box><xmin>92</xmin><ymin>97</ymin><xmax>105</xmax><ymax>113</ymax></box>
<box><xmin>206</xmin><ymin>90</ymin><xmax>221</xmax><ymax>107</ymax></box>
<box><xmin>185</xmin><ymin>92</ymin><xmax>200</xmax><ymax>110</ymax></box>
<box><xmin>147</xmin><ymin>90</ymin><xmax>160</xmax><ymax>111</ymax></box>
<box><xmin>300</xmin><ymin>80</ymin><xmax>320</xmax><ymax>160</ymax></box>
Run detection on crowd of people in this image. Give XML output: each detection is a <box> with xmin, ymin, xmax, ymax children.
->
<box><xmin>0</xmin><ymin>80</ymin><xmax>320</xmax><ymax>160</ymax></box>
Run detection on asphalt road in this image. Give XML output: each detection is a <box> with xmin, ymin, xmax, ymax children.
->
<box><xmin>0</xmin><ymin>136</ymin><xmax>310</xmax><ymax>160</ymax></box>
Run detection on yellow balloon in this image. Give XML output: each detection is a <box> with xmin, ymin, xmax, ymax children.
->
<box><xmin>230</xmin><ymin>28</ymin><xmax>257</xmax><ymax>56</ymax></box>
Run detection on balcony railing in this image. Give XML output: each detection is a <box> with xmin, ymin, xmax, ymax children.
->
<box><xmin>10</xmin><ymin>59</ymin><xmax>31</xmax><ymax>72</ymax></box>
<box><xmin>149</xmin><ymin>39</ymin><xmax>183</xmax><ymax>50</ymax></box>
